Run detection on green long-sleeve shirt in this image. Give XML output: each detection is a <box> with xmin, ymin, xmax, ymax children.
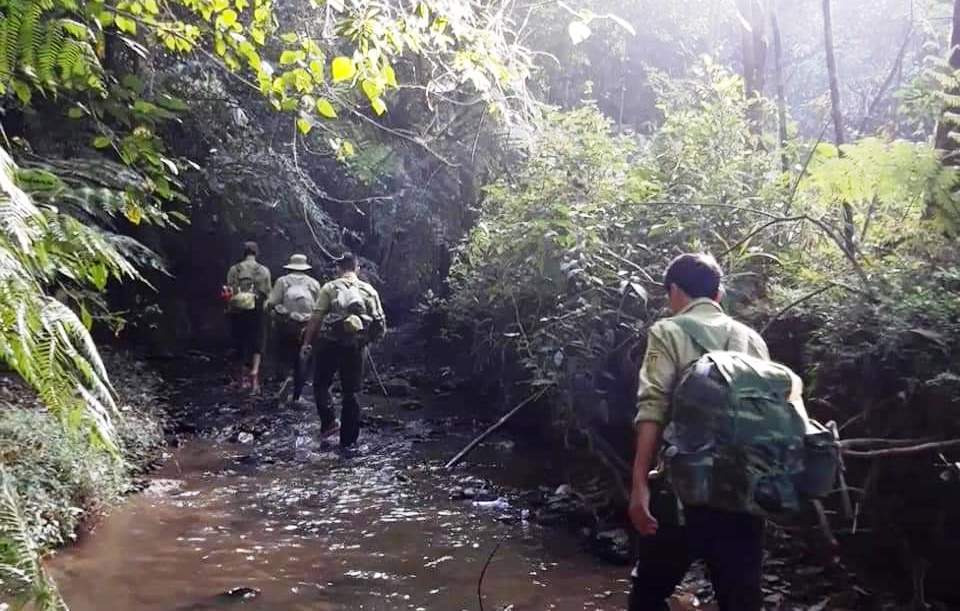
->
<box><xmin>634</xmin><ymin>298</ymin><xmax>770</xmax><ymax>427</ymax></box>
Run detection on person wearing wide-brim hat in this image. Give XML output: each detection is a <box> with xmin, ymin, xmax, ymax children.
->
<box><xmin>267</xmin><ymin>254</ymin><xmax>322</xmax><ymax>404</ymax></box>
<box><xmin>282</xmin><ymin>253</ymin><xmax>313</xmax><ymax>272</ymax></box>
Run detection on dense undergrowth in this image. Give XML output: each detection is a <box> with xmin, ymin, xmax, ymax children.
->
<box><xmin>0</xmin><ymin>354</ymin><xmax>164</xmax><ymax>607</ymax></box>
<box><xmin>430</xmin><ymin>60</ymin><xmax>960</xmax><ymax>603</ymax></box>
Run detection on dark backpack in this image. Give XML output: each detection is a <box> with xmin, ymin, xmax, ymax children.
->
<box><xmin>663</xmin><ymin>318</ymin><xmax>838</xmax><ymax>517</ymax></box>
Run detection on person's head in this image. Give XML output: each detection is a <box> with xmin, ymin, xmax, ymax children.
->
<box><xmin>336</xmin><ymin>252</ymin><xmax>358</xmax><ymax>275</ymax></box>
<box><xmin>663</xmin><ymin>253</ymin><xmax>723</xmax><ymax>314</ymax></box>
<box><xmin>243</xmin><ymin>241</ymin><xmax>259</xmax><ymax>258</ymax></box>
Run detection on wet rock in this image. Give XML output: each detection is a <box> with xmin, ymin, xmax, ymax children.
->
<box><xmin>219</xmin><ymin>586</ymin><xmax>260</xmax><ymax>602</ymax></box>
<box><xmin>594</xmin><ymin>528</ymin><xmax>631</xmax><ymax>565</ymax></box>
<box><xmin>400</xmin><ymin>399</ymin><xmax>424</xmax><ymax>411</ymax></box>
<box><xmin>472</xmin><ymin>497</ymin><xmax>510</xmax><ymax>511</ymax></box>
<box><xmin>236</xmin><ymin>432</ymin><xmax>254</xmax><ymax>444</ymax></box>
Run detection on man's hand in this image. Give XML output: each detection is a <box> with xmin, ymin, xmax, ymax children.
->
<box><xmin>629</xmin><ymin>483</ymin><xmax>658</xmax><ymax>536</ymax></box>
<box><xmin>299</xmin><ymin>343</ymin><xmax>312</xmax><ymax>361</ymax></box>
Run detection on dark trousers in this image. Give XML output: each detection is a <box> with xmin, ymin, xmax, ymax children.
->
<box><xmin>629</xmin><ymin>505</ymin><xmax>764</xmax><ymax>611</ymax></box>
<box><xmin>229</xmin><ymin>308</ymin><xmax>266</xmax><ymax>364</ymax></box>
<box><xmin>313</xmin><ymin>340</ymin><xmax>364</xmax><ymax>446</ymax></box>
<box><xmin>274</xmin><ymin>318</ymin><xmax>307</xmax><ymax>400</ymax></box>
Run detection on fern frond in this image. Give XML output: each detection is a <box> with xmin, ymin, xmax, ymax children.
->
<box><xmin>37</xmin><ymin>19</ymin><xmax>64</xmax><ymax>86</ymax></box>
<box><xmin>16</xmin><ymin>0</ymin><xmax>46</xmax><ymax>78</ymax></box>
<box><xmin>0</xmin><ymin>467</ymin><xmax>70</xmax><ymax>610</ymax></box>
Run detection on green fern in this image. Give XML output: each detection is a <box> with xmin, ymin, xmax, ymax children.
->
<box><xmin>0</xmin><ymin>0</ymin><xmax>101</xmax><ymax>97</ymax></box>
<box><xmin>0</xmin><ymin>467</ymin><xmax>69</xmax><ymax>610</ymax></box>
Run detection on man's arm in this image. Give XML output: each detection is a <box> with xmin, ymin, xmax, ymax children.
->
<box><xmin>628</xmin><ymin>325</ymin><xmax>677</xmax><ymax>536</ymax></box>
<box><xmin>301</xmin><ymin>287</ymin><xmax>331</xmax><ymax>350</ymax></box>
<box><xmin>226</xmin><ymin>265</ymin><xmax>237</xmax><ymax>289</ymax></box>
<box><xmin>266</xmin><ymin>277</ymin><xmax>284</xmax><ymax>308</ymax></box>
<box><xmin>259</xmin><ymin>267</ymin><xmax>272</xmax><ymax>298</ymax></box>
<box><xmin>629</xmin><ymin>421</ymin><xmax>663</xmax><ymax>536</ymax></box>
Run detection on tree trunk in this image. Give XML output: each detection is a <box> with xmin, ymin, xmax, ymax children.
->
<box><xmin>738</xmin><ymin>0</ymin><xmax>768</xmax><ymax>134</ymax></box>
<box><xmin>822</xmin><ymin>0</ymin><xmax>845</xmax><ymax>146</ymax></box>
<box><xmin>770</xmin><ymin>0</ymin><xmax>789</xmax><ymax>171</ymax></box>
<box><xmin>822</xmin><ymin>0</ymin><xmax>855</xmax><ymax>251</ymax></box>
<box><xmin>927</xmin><ymin>0</ymin><xmax>960</xmax><ymax>221</ymax></box>
<box><xmin>934</xmin><ymin>0</ymin><xmax>960</xmax><ymax>156</ymax></box>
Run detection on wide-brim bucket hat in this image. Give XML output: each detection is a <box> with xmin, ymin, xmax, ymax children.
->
<box><xmin>283</xmin><ymin>254</ymin><xmax>312</xmax><ymax>271</ymax></box>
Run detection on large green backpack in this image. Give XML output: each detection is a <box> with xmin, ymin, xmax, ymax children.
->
<box><xmin>663</xmin><ymin>318</ymin><xmax>838</xmax><ymax>517</ymax></box>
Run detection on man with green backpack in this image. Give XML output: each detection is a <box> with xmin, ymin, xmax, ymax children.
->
<box><xmin>224</xmin><ymin>241</ymin><xmax>272</xmax><ymax>395</ymax></box>
<box><xmin>628</xmin><ymin>254</ymin><xmax>836</xmax><ymax>611</ymax></box>
<box><xmin>300</xmin><ymin>253</ymin><xmax>386</xmax><ymax>447</ymax></box>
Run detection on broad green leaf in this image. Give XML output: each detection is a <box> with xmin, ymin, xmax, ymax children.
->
<box><xmin>142</xmin><ymin>0</ymin><xmax>158</xmax><ymax>13</ymax></box>
<box><xmin>115</xmin><ymin>15</ymin><xmax>137</xmax><ymax>34</ymax></box>
<box><xmin>361</xmin><ymin>79</ymin><xmax>381</xmax><ymax>102</ymax></box>
<box><xmin>89</xmin><ymin>263</ymin><xmax>109</xmax><ymax>290</ymax></box>
<box><xmin>568</xmin><ymin>20</ymin><xmax>591</xmax><ymax>45</ymax></box>
<box><xmin>67</xmin><ymin>107</ymin><xmax>84</xmax><ymax>119</ymax></box>
<box><xmin>370</xmin><ymin>97</ymin><xmax>387</xmax><ymax>116</ymax></box>
<box><xmin>121</xmin><ymin>74</ymin><xmax>144</xmax><ymax>93</ymax></box>
<box><xmin>93</xmin><ymin>135</ymin><xmax>112</xmax><ymax>149</ymax></box>
<box><xmin>217</xmin><ymin>9</ymin><xmax>238</xmax><ymax>28</ymax></box>
<box><xmin>297</xmin><ymin>117</ymin><xmax>312</xmax><ymax>134</ymax></box>
<box><xmin>280</xmin><ymin>50</ymin><xmax>303</xmax><ymax>65</ymax></box>
<box><xmin>124</xmin><ymin>201</ymin><xmax>143</xmax><ymax>225</ymax></box>
<box><xmin>316</xmin><ymin>98</ymin><xmax>337</xmax><ymax>119</ymax></box>
<box><xmin>80</xmin><ymin>305</ymin><xmax>93</xmax><ymax>330</ymax></box>
<box><xmin>340</xmin><ymin>140</ymin><xmax>355</xmax><ymax>157</ymax></box>
<box><xmin>11</xmin><ymin>80</ymin><xmax>30</xmax><ymax>105</ymax></box>
<box><xmin>157</xmin><ymin>94</ymin><xmax>189</xmax><ymax>111</ymax></box>
<box><xmin>331</xmin><ymin>56</ymin><xmax>355</xmax><ymax>82</ymax></box>
<box><xmin>280</xmin><ymin>32</ymin><xmax>298</xmax><ymax>43</ymax></box>
<box><xmin>383</xmin><ymin>64</ymin><xmax>397</xmax><ymax>88</ymax></box>
<box><xmin>308</xmin><ymin>60</ymin><xmax>324</xmax><ymax>80</ymax></box>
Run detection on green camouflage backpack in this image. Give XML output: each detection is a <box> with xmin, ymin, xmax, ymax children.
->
<box><xmin>320</xmin><ymin>279</ymin><xmax>385</xmax><ymax>346</ymax></box>
<box><xmin>663</xmin><ymin>318</ymin><xmax>838</xmax><ymax>517</ymax></box>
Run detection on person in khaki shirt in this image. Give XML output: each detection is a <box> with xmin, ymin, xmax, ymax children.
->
<box><xmin>628</xmin><ymin>253</ymin><xmax>769</xmax><ymax>611</ymax></box>
<box><xmin>267</xmin><ymin>254</ymin><xmax>322</xmax><ymax>404</ymax></box>
<box><xmin>301</xmin><ymin>253</ymin><xmax>385</xmax><ymax>447</ymax></box>
<box><xmin>225</xmin><ymin>241</ymin><xmax>272</xmax><ymax>395</ymax></box>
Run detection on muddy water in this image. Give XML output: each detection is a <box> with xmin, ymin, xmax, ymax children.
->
<box><xmin>49</xmin><ymin>384</ymin><xmax>630</xmax><ymax>611</ymax></box>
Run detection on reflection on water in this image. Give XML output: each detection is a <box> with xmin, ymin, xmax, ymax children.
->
<box><xmin>48</xmin><ymin>397</ymin><xmax>629</xmax><ymax>611</ymax></box>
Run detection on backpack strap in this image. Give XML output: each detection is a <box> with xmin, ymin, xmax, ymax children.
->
<box><xmin>670</xmin><ymin>316</ymin><xmax>744</xmax><ymax>354</ymax></box>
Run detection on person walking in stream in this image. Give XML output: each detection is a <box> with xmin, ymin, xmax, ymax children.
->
<box><xmin>224</xmin><ymin>241</ymin><xmax>272</xmax><ymax>395</ymax></box>
<box><xmin>628</xmin><ymin>253</ymin><xmax>819</xmax><ymax>611</ymax></box>
<box><xmin>267</xmin><ymin>254</ymin><xmax>322</xmax><ymax>405</ymax></box>
<box><xmin>300</xmin><ymin>253</ymin><xmax>386</xmax><ymax>447</ymax></box>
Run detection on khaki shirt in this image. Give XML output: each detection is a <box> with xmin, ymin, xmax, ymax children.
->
<box><xmin>226</xmin><ymin>257</ymin><xmax>272</xmax><ymax>298</ymax></box>
<box><xmin>314</xmin><ymin>272</ymin><xmax>386</xmax><ymax>324</ymax></box>
<box><xmin>267</xmin><ymin>272</ymin><xmax>322</xmax><ymax>308</ymax></box>
<box><xmin>634</xmin><ymin>298</ymin><xmax>770</xmax><ymax>427</ymax></box>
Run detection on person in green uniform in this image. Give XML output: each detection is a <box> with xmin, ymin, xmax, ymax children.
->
<box><xmin>300</xmin><ymin>253</ymin><xmax>386</xmax><ymax>447</ymax></box>
<box><xmin>628</xmin><ymin>253</ymin><xmax>769</xmax><ymax>611</ymax></box>
<box><xmin>225</xmin><ymin>241</ymin><xmax>271</xmax><ymax>395</ymax></box>
<box><xmin>267</xmin><ymin>254</ymin><xmax>322</xmax><ymax>404</ymax></box>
